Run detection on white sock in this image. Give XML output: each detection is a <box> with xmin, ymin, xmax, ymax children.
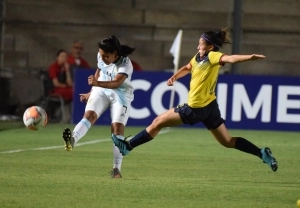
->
<box><xmin>72</xmin><ymin>118</ymin><xmax>91</xmax><ymax>144</ymax></box>
<box><xmin>113</xmin><ymin>143</ymin><xmax>123</xmax><ymax>171</ymax></box>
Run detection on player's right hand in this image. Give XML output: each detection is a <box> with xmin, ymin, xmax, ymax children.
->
<box><xmin>79</xmin><ymin>93</ymin><xmax>90</xmax><ymax>103</ymax></box>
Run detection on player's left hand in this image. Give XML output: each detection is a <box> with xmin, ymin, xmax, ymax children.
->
<box><xmin>167</xmin><ymin>77</ymin><xmax>176</xmax><ymax>86</ymax></box>
<box><xmin>88</xmin><ymin>75</ymin><xmax>98</xmax><ymax>86</ymax></box>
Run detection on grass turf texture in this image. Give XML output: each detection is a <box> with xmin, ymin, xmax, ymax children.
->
<box><xmin>0</xmin><ymin>122</ymin><xmax>299</xmax><ymax>208</ymax></box>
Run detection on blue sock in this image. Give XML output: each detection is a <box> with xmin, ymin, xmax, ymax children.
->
<box><xmin>129</xmin><ymin>129</ymin><xmax>153</xmax><ymax>148</ymax></box>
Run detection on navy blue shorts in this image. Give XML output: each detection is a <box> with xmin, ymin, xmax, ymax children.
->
<box><xmin>174</xmin><ymin>99</ymin><xmax>224</xmax><ymax>129</ymax></box>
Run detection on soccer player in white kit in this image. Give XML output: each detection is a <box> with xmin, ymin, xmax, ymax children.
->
<box><xmin>62</xmin><ymin>35</ymin><xmax>135</xmax><ymax>178</ymax></box>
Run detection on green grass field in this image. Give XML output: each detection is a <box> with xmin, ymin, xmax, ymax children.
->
<box><xmin>0</xmin><ymin>121</ymin><xmax>299</xmax><ymax>208</ymax></box>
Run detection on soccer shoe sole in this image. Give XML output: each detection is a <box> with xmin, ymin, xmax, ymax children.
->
<box><xmin>263</xmin><ymin>147</ymin><xmax>278</xmax><ymax>172</ymax></box>
<box><xmin>62</xmin><ymin>128</ymin><xmax>74</xmax><ymax>151</ymax></box>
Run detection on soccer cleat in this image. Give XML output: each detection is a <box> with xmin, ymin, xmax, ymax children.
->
<box><xmin>111</xmin><ymin>134</ymin><xmax>132</xmax><ymax>156</ymax></box>
<box><xmin>110</xmin><ymin>168</ymin><xmax>122</xmax><ymax>178</ymax></box>
<box><xmin>62</xmin><ymin>128</ymin><xmax>74</xmax><ymax>151</ymax></box>
<box><xmin>261</xmin><ymin>147</ymin><xmax>278</xmax><ymax>172</ymax></box>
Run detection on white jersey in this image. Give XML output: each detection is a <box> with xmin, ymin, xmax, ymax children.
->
<box><xmin>95</xmin><ymin>52</ymin><xmax>134</xmax><ymax>106</ymax></box>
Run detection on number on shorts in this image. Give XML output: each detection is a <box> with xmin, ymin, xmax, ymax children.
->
<box><xmin>123</xmin><ymin>105</ymin><xmax>127</xmax><ymax>113</ymax></box>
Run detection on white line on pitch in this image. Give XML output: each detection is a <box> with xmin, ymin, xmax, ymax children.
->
<box><xmin>0</xmin><ymin>128</ymin><xmax>171</xmax><ymax>154</ymax></box>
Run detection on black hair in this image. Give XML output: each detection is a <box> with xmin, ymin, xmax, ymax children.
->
<box><xmin>201</xmin><ymin>28</ymin><xmax>231</xmax><ymax>51</ymax></box>
<box><xmin>98</xmin><ymin>35</ymin><xmax>135</xmax><ymax>57</ymax></box>
<box><xmin>56</xmin><ymin>49</ymin><xmax>67</xmax><ymax>57</ymax></box>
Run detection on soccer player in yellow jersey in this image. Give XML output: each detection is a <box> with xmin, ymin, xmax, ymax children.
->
<box><xmin>112</xmin><ymin>28</ymin><xmax>278</xmax><ymax>172</ymax></box>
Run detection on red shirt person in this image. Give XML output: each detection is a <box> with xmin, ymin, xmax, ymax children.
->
<box><xmin>68</xmin><ymin>40</ymin><xmax>90</xmax><ymax>73</ymax></box>
<box><xmin>48</xmin><ymin>49</ymin><xmax>73</xmax><ymax>102</ymax></box>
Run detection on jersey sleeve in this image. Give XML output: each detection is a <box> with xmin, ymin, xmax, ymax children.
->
<box><xmin>118</xmin><ymin>58</ymin><xmax>133</xmax><ymax>77</ymax></box>
<box><xmin>208</xmin><ymin>51</ymin><xmax>224</xmax><ymax>66</ymax></box>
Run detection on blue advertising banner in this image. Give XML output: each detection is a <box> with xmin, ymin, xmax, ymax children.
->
<box><xmin>73</xmin><ymin>69</ymin><xmax>300</xmax><ymax>131</ymax></box>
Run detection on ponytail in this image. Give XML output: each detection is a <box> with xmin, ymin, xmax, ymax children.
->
<box><xmin>120</xmin><ymin>45</ymin><xmax>135</xmax><ymax>56</ymax></box>
<box><xmin>215</xmin><ymin>28</ymin><xmax>231</xmax><ymax>45</ymax></box>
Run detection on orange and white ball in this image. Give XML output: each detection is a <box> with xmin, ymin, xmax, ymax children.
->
<box><xmin>23</xmin><ymin>106</ymin><xmax>48</xmax><ymax>130</ymax></box>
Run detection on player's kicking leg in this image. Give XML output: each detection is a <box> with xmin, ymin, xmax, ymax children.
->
<box><xmin>62</xmin><ymin>128</ymin><xmax>75</xmax><ymax>151</ymax></box>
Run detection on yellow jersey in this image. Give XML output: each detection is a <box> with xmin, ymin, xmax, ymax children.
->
<box><xmin>188</xmin><ymin>51</ymin><xmax>224</xmax><ymax>108</ymax></box>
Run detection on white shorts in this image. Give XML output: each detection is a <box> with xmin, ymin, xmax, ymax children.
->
<box><xmin>85</xmin><ymin>88</ymin><xmax>131</xmax><ymax>125</ymax></box>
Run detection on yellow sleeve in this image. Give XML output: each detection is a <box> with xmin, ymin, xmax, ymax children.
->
<box><xmin>208</xmin><ymin>51</ymin><xmax>224</xmax><ymax>66</ymax></box>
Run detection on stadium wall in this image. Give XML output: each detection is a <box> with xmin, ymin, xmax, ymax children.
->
<box><xmin>73</xmin><ymin>69</ymin><xmax>300</xmax><ymax>132</ymax></box>
<box><xmin>2</xmin><ymin>0</ymin><xmax>300</xmax><ymax>111</ymax></box>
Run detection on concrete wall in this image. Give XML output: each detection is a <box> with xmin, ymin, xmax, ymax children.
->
<box><xmin>2</xmin><ymin>0</ymin><xmax>300</xmax><ymax>106</ymax></box>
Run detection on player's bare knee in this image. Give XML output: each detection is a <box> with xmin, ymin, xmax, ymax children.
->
<box><xmin>151</xmin><ymin>116</ymin><xmax>163</xmax><ymax>129</ymax></box>
<box><xmin>83</xmin><ymin>111</ymin><xmax>97</xmax><ymax>124</ymax></box>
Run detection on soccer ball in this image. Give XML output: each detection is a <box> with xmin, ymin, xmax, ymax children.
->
<box><xmin>23</xmin><ymin>106</ymin><xmax>48</xmax><ymax>130</ymax></box>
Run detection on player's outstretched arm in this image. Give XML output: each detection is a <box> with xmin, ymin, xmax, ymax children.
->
<box><xmin>221</xmin><ymin>54</ymin><xmax>266</xmax><ymax>64</ymax></box>
<box><xmin>167</xmin><ymin>63</ymin><xmax>192</xmax><ymax>86</ymax></box>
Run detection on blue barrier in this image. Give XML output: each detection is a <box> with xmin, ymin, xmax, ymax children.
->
<box><xmin>73</xmin><ymin>69</ymin><xmax>300</xmax><ymax>131</ymax></box>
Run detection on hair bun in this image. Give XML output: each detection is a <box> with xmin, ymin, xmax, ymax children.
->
<box><xmin>216</xmin><ymin>31</ymin><xmax>226</xmax><ymax>37</ymax></box>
